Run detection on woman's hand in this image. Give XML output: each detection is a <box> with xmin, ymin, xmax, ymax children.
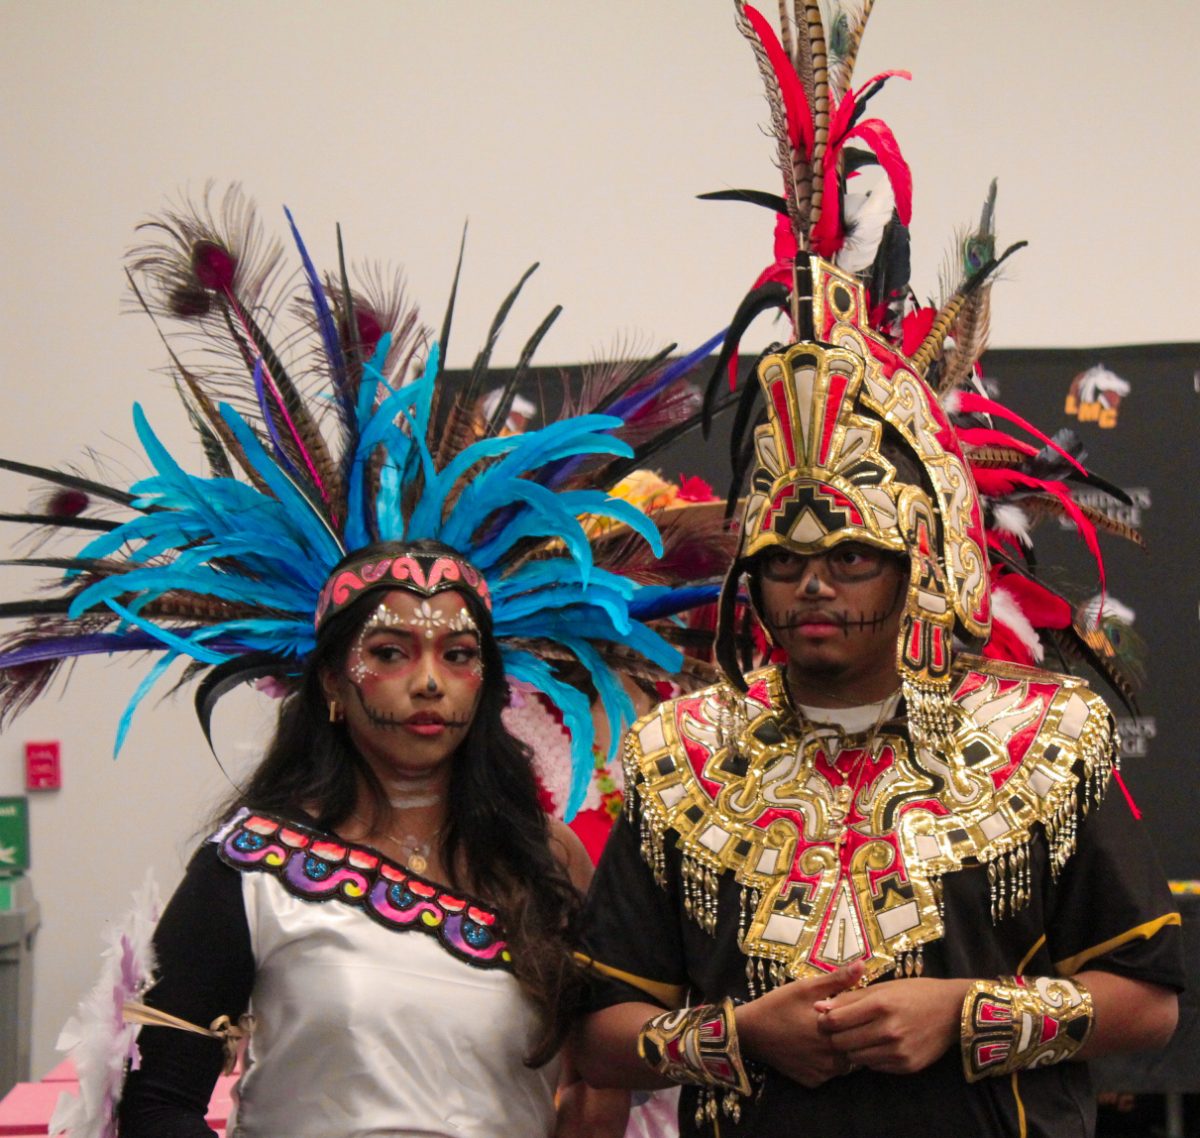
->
<box><xmin>814</xmin><ymin>977</ymin><xmax>973</xmax><ymax>1074</ymax></box>
<box><xmin>734</xmin><ymin>963</ymin><xmax>864</xmax><ymax>1087</ymax></box>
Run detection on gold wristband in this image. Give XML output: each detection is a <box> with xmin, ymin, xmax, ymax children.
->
<box><xmin>637</xmin><ymin>998</ymin><xmax>751</xmax><ymax>1095</ymax></box>
<box><xmin>960</xmin><ymin>975</ymin><xmax>1094</xmax><ymax>1083</ymax></box>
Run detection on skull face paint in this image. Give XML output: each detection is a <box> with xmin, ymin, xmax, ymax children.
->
<box><xmin>327</xmin><ymin>589</ymin><xmax>485</xmax><ymax>781</ymax></box>
<box><xmin>756</xmin><ymin>544</ymin><xmax>907</xmax><ymax>703</ymax></box>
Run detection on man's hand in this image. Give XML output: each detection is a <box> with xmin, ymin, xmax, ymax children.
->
<box><xmin>814</xmin><ymin>977</ymin><xmax>973</xmax><ymax>1075</ymax></box>
<box><xmin>735</xmin><ymin>963</ymin><xmax>864</xmax><ymax>1087</ymax></box>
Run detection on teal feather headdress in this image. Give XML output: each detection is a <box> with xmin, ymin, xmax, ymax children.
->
<box><xmin>0</xmin><ymin>187</ymin><xmax>728</xmax><ymax>818</ymax></box>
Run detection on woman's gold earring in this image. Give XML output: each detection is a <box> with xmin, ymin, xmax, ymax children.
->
<box><xmin>328</xmin><ymin>699</ymin><xmax>343</xmax><ymax>723</ymax></box>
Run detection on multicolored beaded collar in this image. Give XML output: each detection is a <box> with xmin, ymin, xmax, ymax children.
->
<box><xmin>215</xmin><ymin>811</ymin><xmax>512</xmax><ymax>970</ymax></box>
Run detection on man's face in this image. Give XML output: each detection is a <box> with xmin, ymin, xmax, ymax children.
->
<box><xmin>755</xmin><ymin>542</ymin><xmax>907</xmax><ymax>699</ymax></box>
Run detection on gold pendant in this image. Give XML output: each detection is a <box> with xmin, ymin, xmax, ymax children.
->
<box><xmin>406</xmin><ymin>851</ymin><xmax>428</xmax><ymax>874</ymax></box>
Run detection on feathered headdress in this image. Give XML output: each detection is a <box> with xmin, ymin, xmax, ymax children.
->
<box><xmin>0</xmin><ymin>186</ymin><xmax>726</xmax><ymax>817</ymax></box>
<box><xmin>702</xmin><ymin>2</ymin><xmax>1143</xmax><ymax>720</ymax></box>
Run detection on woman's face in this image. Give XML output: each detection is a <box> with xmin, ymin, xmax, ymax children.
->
<box><xmin>323</xmin><ymin>588</ymin><xmax>485</xmax><ymax>782</ymax></box>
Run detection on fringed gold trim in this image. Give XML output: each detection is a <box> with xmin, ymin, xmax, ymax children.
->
<box><xmin>903</xmin><ymin>677</ymin><xmax>955</xmax><ymax>753</ymax></box>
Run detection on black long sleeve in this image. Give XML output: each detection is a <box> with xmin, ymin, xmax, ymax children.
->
<box><xmin>117</xmin><ymin>843</ymin><xmax>255</xmax><ymax>1138</ymax></box>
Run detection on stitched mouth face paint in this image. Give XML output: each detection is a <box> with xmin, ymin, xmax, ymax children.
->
<box><xmin>351</xmin><ymin>688</ymin><xmax>473</xmax><ymax>732</ymax></box>
<box><xmin>767</xmin><ymin>604</ymin><xmax>900</xmax><ymax>637</ymax></box>
<box><xmin>757</xmin><ymin>555</ymin><xmax>907</xmax><ymax>692</ymax></box>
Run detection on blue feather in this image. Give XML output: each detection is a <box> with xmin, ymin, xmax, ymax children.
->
<box><xmin>629</xmin><ymin>583</ymin><xmax>723</xmax><ymax>620</ymax></box>
<box><xmin>558</xmin><ymin>636</ymin><xmax>634</xmax><ymax>765</ymax></box>
<box><xmin>0</xmin><ymin>631</ymin><xmax>167</xmax><ymax>666</ymax></box>
<box><xmin>103</xmin><ymin>600</ymin><xmax>228</xmax><ymax>666</ymax></box>
<box><xmin>218</xmin><ymin>405</ymin><xmax>343</xmax><ymax>565</ymax></box>
<box><xmin>113</xmin><ymin>651</ymin><xmax>179</xmax><ymax>756</ymax></box>
<box><xmin>344</xmin><ymin>336</ymin><xmax>394</xmax><ymax>550</ymax></box>
<box><xmin>283</xmin><ymin>206</ymin><xmax>347</xmax><ymax>399</ymax></box>
<box><xmin>603</xmin><ymin>329</ymin><xmax>725</xmax><ymax>422</ymax></box>
<box><xmin>253</xmin><ymin>358</ymin><xmax>303</xmax><ymax>480</ymax></box>
<box><xmin>501</xmin><ymin>649</ymin><xmax>594</xmax><ymax>821</ymax></box>
<box><xmin>492</xmin><ymin>561</ymin><xmax>634</xmax><ymax>602</ymax></box>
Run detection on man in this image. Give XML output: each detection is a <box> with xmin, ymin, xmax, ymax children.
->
<box><xmin>574</xmin><ymin>250</ymin><xmax>1182</xmax><ymax>1135</ymax></box>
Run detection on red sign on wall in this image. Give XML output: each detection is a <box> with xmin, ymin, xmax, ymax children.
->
<box><xmin>25</xmin><ymin>741</ymin><xmax>61</xmax><ymax>791</ymax></box>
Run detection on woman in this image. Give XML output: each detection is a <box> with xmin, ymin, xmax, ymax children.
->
<box><xmin>0</xmin><ymin>190</ymin><xmax>705</xmax><ymax>1137</ymax></box>
<box><xmin>116</xmin><ymin>541</ymin><xmax>608</xmax><ymax>1137</ymax></box>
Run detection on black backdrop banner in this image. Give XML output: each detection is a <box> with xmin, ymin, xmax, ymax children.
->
<box><xmin>448</xmin><ymin>341</ymin><xmax>1199</xmax><ymax>878</ymax></box>
<box><xmin>980</xmin><ymin>344</ymin><xmax>1199</xmax><ymax>881</ymax></box>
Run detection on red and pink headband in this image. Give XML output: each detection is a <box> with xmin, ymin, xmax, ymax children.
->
<box><xmin>315</xmin><ymin>551</ymin><xmax>492</xmax><ymax>629</ymax></box>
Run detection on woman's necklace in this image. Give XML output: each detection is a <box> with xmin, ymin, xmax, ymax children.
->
<box><xmin>350</xmin><ymin>811</ymin><xmax>444</xmax><ymax>875</ymax></box>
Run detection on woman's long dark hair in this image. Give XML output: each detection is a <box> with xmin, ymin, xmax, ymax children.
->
<box><xmin>220</xmin><ymin>540</ymin><xmax>582</xmax><ymax>1064</ymax></box>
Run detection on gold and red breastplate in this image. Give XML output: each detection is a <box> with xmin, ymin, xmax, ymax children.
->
<box><xmin>624</xmin><ymin>658</ymin><xmax>1114</xmax><ymax>986</ymax></box>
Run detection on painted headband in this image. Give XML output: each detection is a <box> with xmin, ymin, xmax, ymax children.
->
<box><xmin>315</xmin><ymin>551</ymin><xmax>492</xmax><ymax>629</ymax></box>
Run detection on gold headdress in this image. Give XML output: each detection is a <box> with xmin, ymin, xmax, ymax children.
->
<box><xmin>706</xmin><ymin>2</ymin><xmax>1139</xmax><ymax>735</ymax></box>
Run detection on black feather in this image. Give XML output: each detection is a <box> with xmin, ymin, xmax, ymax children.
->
<box><xmin>713</xmin><ymin>569</ymin><xmax>748</xmax><ymax>693</ymax></box>
<box><xmin>195</xmin><ymin>651</ymin><xmax>295</xmax><ymax>755</ymax></box>
<box><xmin>0</xmin><ymin>598</ymin><xmax>76</xmax><ymax>618</ymax></box>
<box><xmin>591</xmin><ymin>344</ymin><xmax>678</xmax><ymax>415</ymax></box>
<box><xmin>428</xmin><ymin>223</ymin><xmax>470</xmax><ymax>449</ymax></box>
<box><xmin>483</xmin><ymin>304</ymin><xmax>563</xmax><ymax>437</ymax></box>
<box><xmin>0</xmin><ymin>459</ymin><xmax>140</xmax><ymax>509</ymax></box>
<box><xmin>1048</xmin><ymin>626</ymin><xmax>1139</xmax><ymax>718</ymax></box>
<box><xmin>702</xmin><ymin>283</ymin><xmax>790</xmax><ymax>435</ymax></box>
<box><xmin>460</xmin><ymin>264</ymin><xmax>539</xmax><ymax>415</ymax></box>
<box><xmin>601</xmin><ymin>389</ymin><xmax>741</xmax><ymax>487</ymax></box>
<box><xmin>697</xmin><ymin>189</ymin><xmax>788</xmax><ymax>214</ymax></box>
<box><xmin>0</xmin><ymin>513</ymin><xmax>119</xmax><ymax>532</ymax></box>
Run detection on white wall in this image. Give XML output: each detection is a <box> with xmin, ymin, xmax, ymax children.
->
<box><xmin>2</xmin><ymin>1</ymin><xmax>1198</xmax><ymax>1077</ymax></box>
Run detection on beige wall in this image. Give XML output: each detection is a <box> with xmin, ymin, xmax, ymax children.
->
<box><xmin>2</xmin><ymin>1</ymin><xmax>1198</xmax><ymax>1077</ymax></box>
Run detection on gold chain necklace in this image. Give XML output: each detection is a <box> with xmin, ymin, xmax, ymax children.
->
<box><xmin>349</xmin><ymin>811</ymin><xmax>444</xmax><ymax>875</ymax></box>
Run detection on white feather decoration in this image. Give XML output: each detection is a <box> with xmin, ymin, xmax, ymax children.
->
<box><xmin>1081</xmin><ymin>592</ymin><xmax>1135</xmax><ymax>628</ymax></box>
<box><xmin>990</xmin><ymin>585</ymin><xmax>1043</xmax><ymax>662</ymax></box>
<box><xmin>991</xmin><ymin>503</ymin><xmax>1032</xmax><ymax>547</ymax></box>
<box><xmin>503</xmin><ymin>682</ymin><xmax>576</xmax><ymax>818</ymax></box>
<box><xmin>835</xmin><ymin>182</ymin><xmax>896</xmax><ymax>273</ymax></box>
<box><xmin>49</xmin><ymin>871</ymin><xmax>162</xmax><ymax>1138</ymax></box>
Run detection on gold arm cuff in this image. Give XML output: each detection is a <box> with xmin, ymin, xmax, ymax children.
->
<box><xmin>960</xmin><ymin>976</ymin><xmax>1094</xmax><ymax>1084</ymax></box>
<box><xmin>637</xmin><ymin>997</ymin><xmax>751</xmax><ymax>1095</ymax></box>
<box><xmin>123</xmin><ymin>1000</ymin><xmax>255</xmax><ymax>1075</ymax></box>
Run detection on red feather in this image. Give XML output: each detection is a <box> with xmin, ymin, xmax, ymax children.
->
<box><xmin>971</xmin><ymin>468</ymin><xmax>1106</xmax><ymax>597</ymax></box>
<box><xmin>901</xmin><ymin>306</ymin><xmax>938</xmax><ymax>356</ymax></box>
<box><xmin>992</xmin><ymin>570</ymin><xmax>1073</xmax><ymax>628</ymax></box>
<box><xmin>751</xmin><ymin>213</ymin><xmax>799</xmax><ymax>292</ymax></box>
<box><xmin>982</xmin><ymin>622</ymin><xmax>1037</xmax><ymax>667</ymax></box>
<box><xmin>811</xmin><ymin>160</ymin><xmax>845</xmax><ymax>255</ymax></box>
<box><xmin>958</xmin><ymin>427</ymin><xmax>1038</xmax><ymax>454</ymax></box>
<box><xmin>846</xmin><ymin>118</ymin><xmax>913</xmax><ymax>225</ymax></box>
<box><xmin>953</xmin><ymin>392</ymin><xmax>1087</xmax><ymax>477</ymax></box>
<box><xmin>743</xmin><ymin>5</ymin><xmax>814</xmax><ymax>156</ymax></box>
<box><xmin>1113</xmin><ymin>771</ymin><xmax>1142</xmax><ymax>820</ymax></box>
